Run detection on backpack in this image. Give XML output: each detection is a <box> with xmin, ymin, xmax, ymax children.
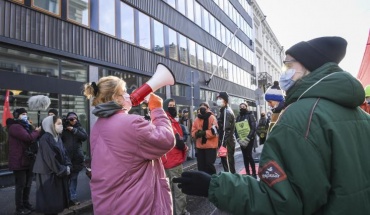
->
<box><xmin>256</xmin><ymin>118</ymin><xmax>268</xmax><ymax>139</ymax></box>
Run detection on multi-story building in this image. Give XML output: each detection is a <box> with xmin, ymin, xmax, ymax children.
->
<box><xmin>0</xmin><ymin>0</ymin><xmax>256</xmax><ymax>186</ymax></box>
<box><xmin>252</xmin><ymin>1</ymin><xmax>284</xmax><ymax>114</ymax></box>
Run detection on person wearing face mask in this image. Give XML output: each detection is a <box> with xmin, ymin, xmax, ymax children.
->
<box><xmin>33</xmin><ymin>115</ymin><xmax>72</xmax><ymax>214</ymax></box>
<box><xmin>7</xmin><ymin>108</ymin><xmax>41</xmax><ymax>215</ymax></box>
<box><xmin>215</xmin><ymin>91</ymin><xmax>237</xmax><ymax>173</ymax></box>
<box><xmin>173</xmin><ymin>36</ymin><xmax>370</xmax><ymax>214</ymax></box>
<box><xmin>83</xmin><ymin>76</ymin><xmax>175</xmax><ymax>215</ymax></box>
<box><xmin>235</xmin><ymin>103</ymin><xmax>257</xmax><ymax>178</ymax></box>
<box><xmin>160</xmin><ymin>98</ymin><xmax>190</xmax><ymax>215</ymax></box>
<box><xmin>61</xmin><ymin>112</ymin><xmax>88</xmax><ymax>206</ymax></box>
<box><xmin>360</xmin><ymin>85</ymin><xmax>370</xmax><ymax>114</ymax></box>
<box><xmin>191</xmin><ymin>102</ymin><xmax>219</xmax><ymax>175</ymax></box>
<box><xmin>264</xmin><ymin>83</ymin><xmax>285</xmax><ymax>133</ymax></box>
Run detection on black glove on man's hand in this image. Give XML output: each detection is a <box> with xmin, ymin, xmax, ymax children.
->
<box><xmin>175</xmin><ymin>133</ymin><xmax>185</xmax><ymax>150</ymax></box>
<box><xmin>172</xmin><ymin>171</ymin><xmax>211</xmax><ymax>197</ymax></box>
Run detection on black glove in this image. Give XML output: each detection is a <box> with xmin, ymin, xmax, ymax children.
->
<box><xmin>175</xmin><ymin>133</ymin><xmax>185</xmax><ymax>150</ymax></box>
<box><xmin>172</xmin><ymin>171</ymin><xmax>211</xmax><ymax>197</ymax></box>
<box><xmin>195</xmin><ymin>130</ymin><xmax>206</xmax><ymax>138</ymax></box>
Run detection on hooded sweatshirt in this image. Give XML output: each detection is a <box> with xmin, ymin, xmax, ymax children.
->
<box><xmin>208</xmin><ymin>63</ymin><xmax>370</xmax><ymax>215</ymax></box>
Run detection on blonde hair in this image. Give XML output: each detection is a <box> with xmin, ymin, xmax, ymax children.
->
<box><xmin>83</xmin><ymin>76</ymin><xmax>126</xmax><ymax>106</ymax></box>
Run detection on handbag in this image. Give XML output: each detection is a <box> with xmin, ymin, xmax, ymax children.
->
<box><xmin>217</xmin><ymin>145</ymin><xmax>228</xmax><ymax>157</ymax></box>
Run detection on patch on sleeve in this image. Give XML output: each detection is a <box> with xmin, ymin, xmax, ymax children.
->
<box><xmin>258</xmin><ymin>160</ymin><xmax>287</xmax><ymax>187</ymax></box>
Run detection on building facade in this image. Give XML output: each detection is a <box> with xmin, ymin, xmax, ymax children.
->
<box><xmin>0</xmin><ymin>0</ymin><xmax>256</xmax><ymax>186</ymax></box>
<box><xmin>252</xmin><ymin>1</ymin><xmax>284</xmax><ymax>114</ymax></box>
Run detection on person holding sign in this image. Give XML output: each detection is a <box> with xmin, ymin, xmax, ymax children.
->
<box><xmin>235</xmin><ymin>103</ymin><xmax>257</xmax><ymax>178</ymax></box>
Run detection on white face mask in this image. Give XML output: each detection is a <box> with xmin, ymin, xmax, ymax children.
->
<box><xmin>216</xmin><ymin>99</ymin><xmax>225</xmax><ymax>107</ymax></box>
<box><xmin>55</xmin><ymin>125</ymin><xmax>63</xmax><ymax>134</ymax></box>
<box><xmin>279</xmin><ymin>69</ymin><xmax>296</xmax><ymax>91</ymax></box>
<box><xmin>20</xmin><ymin>115</ymin><xmax>28</xmax><ymax>121</ymax></box>
<box><xmin>122</xmin><ymin>93</ymin><xmax>132</xmax><ymax>112</ymax></box>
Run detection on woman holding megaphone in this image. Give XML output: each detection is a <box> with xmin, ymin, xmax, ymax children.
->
<box><xmin>83</xmin><ymin>76</ymin><xmax>175</xmax><ymax>215</ymax></box>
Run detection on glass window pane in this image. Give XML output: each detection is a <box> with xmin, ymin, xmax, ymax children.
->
<box><xmin>204</xmin><ymin>48</ymin><xmax>211</xmax><ymax>73</ymax></box>
<box><xmin>194</xmin><ymin>1</ymin><xmax>202</xmax><ymax>26</ymax></box>
<box><xmin>209</xmin><ymin>15</ymin><xmax>215</xmax><ymax>37</ymax></box>
<box><xmin>33</xmin><ymin>0</ymin><xmax>60</xmax><ymax>15</ymax></box>
<box><xmin>153</xmin><ymin>20</ymin><xmax>165</xmax><ymax>56</ymax></box>
<box><xmin>188</xmin><ymin>39</ymin><xmax>196</xmax><ymax>68</ymax></box>
<box><xmin>197</xmin><ymin>44</ymin><xmax>204</xmax><ymax>70</ymax></box>
<box><xmin>168</xmin><ymin>28</ymin><xmax>178</xmax><ymax>60</ymax></box>
<box><xmin>61</xmin><ymin>60</ymin><xmax>88</xmax><ymax>82</ymax></box>
<box><xmin>179</xmin><ymin>34</ymin><xmax>188</xmax><ymax>64</ymax></box>
<box><xmin>178</xmin><ymin>0</ymin><xmax>185</xmax><ymax>15</ymax></box>
<box><xmin>138</xmin><ymin>12</ymin><xmax>151</xmax><ymax>49</ymax></box>
<box><xmin>186</xmin><ymin>0</ymin><xmax>194</xmax><ymax>21</ymax></box>
<box><xmin>67</xmin><ymin>0</ymin><xmax>89</xmax><ymax>26</ymax></box>
<box><xmin>98</xmin><ymin>0</ymin><xmax>115</xmax><ymax>35</ymax></box>
<box><xmin>215</xmin><ymin>19</ymin><xmax>221</xmax><ymax>41</ymax></box>
<box><xmin>211</xmin><ymin>52</ymin><xmax>218</xmax><ymax>76</ymax></box>
<box><xmin>120</xmin><ymin>2</ymin><xmax>135</xmax><ymax>43</ymax></box>
<box><xmin>166</xmin><ymin>0</ymin><xmax>176</xmax><ymax>8</ymax></box>
<box><xmin>203</xmin><ymin>10</ymin><xmax>209</xmax><ymax>32</ymax></box>
<box><xmin>223</xmin><ymin>59</ymin><xmax>228</xmax><ymax>79</ymax></box>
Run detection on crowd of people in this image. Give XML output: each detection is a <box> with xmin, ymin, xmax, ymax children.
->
<box><xmin>4</xmin><ymin>35</ymin><xmax>370</xmax><ymax>215</ymax></box>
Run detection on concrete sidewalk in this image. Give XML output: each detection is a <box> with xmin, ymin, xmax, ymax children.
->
<box><xmin>0</xmin><ymin>160</ymin><xmax>198</xmax><ymax>215</ymax></box>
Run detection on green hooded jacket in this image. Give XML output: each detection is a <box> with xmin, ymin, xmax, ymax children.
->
<box><xmin>208</xmin><ymin>63</ymin><xmax>370</xmax><ymax>215</ymax></box>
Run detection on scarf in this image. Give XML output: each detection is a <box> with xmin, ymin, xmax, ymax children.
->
<box><xmin>198</xmin><ymin>112</ymin><xmax>211</xmax><ymax>144</ymax></box>
<box><xmin>92</xmin><ymin>101</ymin><xmax>123</xmax><ymax>118</ymax></box>
<box><xmin>18</xmin><ymin>119</ymin><xmax>31</xmax><ymax>133</ymax></box>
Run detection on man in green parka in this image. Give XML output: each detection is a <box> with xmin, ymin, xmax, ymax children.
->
<box><xmin>173</xmin><ymin>36</ymin><xmax>370</xmax><ymax>215</ymax></box>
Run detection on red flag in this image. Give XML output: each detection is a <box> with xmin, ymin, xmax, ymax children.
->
<box><xmin>2</xmin><ymin>90</ymin><xmax>13</xmax><ymax>126</ymax></box>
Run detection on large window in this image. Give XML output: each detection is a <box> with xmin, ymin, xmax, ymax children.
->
<box><xmin>138</xmin><ymin>11</ymin><xmax>151</xmax><ymax>49</ymax></box>
<box><xmin>194</xmin><ymin>1</ymin><xmax>202</xmax><ymax>26</ymax></box>
<box><xmin>67</xmin><ymin>0</ymin><xmax>89</xmax><ymax>26</ymax></box>
<box><xmin>186</xmin><ymin>0</ymin><xmax>194</xmax><ymax>21</ymax></box>
<box><xmin>98</xmin><ymin>0</ymin><xmax>115</xmax><ymax>35</ymax></box>
<box><xmin>61</xmin><ymin>60</ymin><xmax>88</xmax><ymax>82</ymax></box>
<box><xmin>188</xmin><ymin>39</ymin><xmax>196</xmax><ymax>68</ymax></box>
<box><xmin>120</xmin><ymin>2</ymin><xmax>135</xmax><ymax>44</ymax></box>
<box><xmin>179</xmin><ymin>34</ymin><xmax>188</xmax><ymax>65</ymax></box>
<box><xmin>153</xmin><ymin>20</ymin><xmax>165</xmax><ymax>56</ymax></box>
<box><xmin>204</xmin><ymin>48</ymin><xmax>211</xmax><ymax>73</ymax></box>
<box><xmin>32</xmin><ymin>0</ymin><xmax>61</xmax><ymax>16</ymax></box>
<box><xmin>168</xmin><ymin>28</ymin><xmax>178</xmax><ymax>60</ymax></box>
<box><xmin>197</xmin><ymin>44</ymin><xmax>204</xmax><ymax>71</ymax></box>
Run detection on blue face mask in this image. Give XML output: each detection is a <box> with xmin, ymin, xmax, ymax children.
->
<box><xmin>279</xmin><ymin>69</ymin><xmax>296</xmax><ymax>91</ymax></box>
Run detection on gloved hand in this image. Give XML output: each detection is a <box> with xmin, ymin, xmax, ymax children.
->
<box><xmin>172</xmin><ymin>171</ymin><xmax>211</xmax><ymax>197</ymax></box>
<box><xmin>195</xmin><ymin>130</ymin><xmax>206</xmax><ymax>138</ymax></box>
<box><xmin>148</xmin><ymin>93</ymin><xmax>163</xmax><ymax>111</ymax></box>
<box><xmin>66</xmin><ymin>166</ymin><xmax>71</xmax><ymax>175</ymax></box>
<box><xmin>175</xmin><ymin>133</ymin><xmax>185</xmax><ymax>150</ymax></box>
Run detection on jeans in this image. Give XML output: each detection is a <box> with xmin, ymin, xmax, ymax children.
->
<box><xmin>13</xmin><ymin>169</ymin><xmax>33</xmax><ymax>210</ymax></box>
<box><xmin>69</xmin><ymin>172</ymin><xmax>79</xmax><ymax>201</ymax></box>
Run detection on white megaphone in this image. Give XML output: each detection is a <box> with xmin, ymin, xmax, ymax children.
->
<box><xmin>130</xmin><ymin>63</ymin><xmax>176</xmax><ymax>106</ymax></box>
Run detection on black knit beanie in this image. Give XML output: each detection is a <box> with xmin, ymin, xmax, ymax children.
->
<box><xmin>217</xmin><ymin>92</ymin><xmax>229</xmax><ymax>103</ymax></box>
<box><xmin>48</xmin><ymin>108</ymin><xmax>58</xmax><ymax>116</ymax></box>
<box><xmin>163</xmin><ymin>98</ymin><xmax>175</xmax><ymax>112</ymax></box>
<box><xmin>14</xmin><ymin>108</ymin><xmax>27</xmax><ymax>118</ymax></box>
<box><xmin>285</xmin><ymin>36</ymin><xmax>347</xmax><ymax>72</ymax></box>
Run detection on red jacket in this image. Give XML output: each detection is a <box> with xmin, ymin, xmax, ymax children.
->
<box><xmin>161</xmin><ymin>113</ymin><xmax>187</xmax><ymax>169</ymax></box>
<box><xmin>360</xmin><ymin>101</ymin><xmax>370</xmax><ymax>114</ymax></box>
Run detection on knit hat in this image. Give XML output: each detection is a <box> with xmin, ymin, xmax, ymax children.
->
<box><xmin>286</xmin><ymin>36</ymin><xmax>347</xmax><ymax>72</ymax></box>
<box><xmin>163</xmin><ymin>98</ymin><xmax>175</xmax><ymax>112</ymax></box>
<box><xmin>14</xmin><ymin>108</ymin><xmax>27</xmax><ymax>118</ymax></box>
<box><xmin>264</xmin><ymin>87</ymin><xmax>284</xmax><ymax>102</ymax></box>
<box><xmin>48</xmin><ymin>108</ymin><xmax>58</xmax><ymax>116</ymax></box>
<box><xmin>66</xmin><ymin>112</ymin><xmax>78</xmax><ymax>120</ymax></box>
<box><xmin>217</xmin><ymin>92</ymin><xmax>229</xmax><ymax>103</ymax></box>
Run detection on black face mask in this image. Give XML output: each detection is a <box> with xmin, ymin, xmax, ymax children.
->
<box><xmin>240</xmin><ymin>109</ymin><xmax>247</xmax><ymax>114</ymax></box>
<box><xmin>167</xmin><ymin>107</ymin><xmax>177</xmax><ymax>118</ymax></box>
<box><xmin>199</xmin><ymin>107</ymin><xmax>207</xmax><ymax>115</ymax></box>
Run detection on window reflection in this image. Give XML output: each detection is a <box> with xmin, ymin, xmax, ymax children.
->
<box><xmin>186</xmin><ymin>0</ymin><xmax>194</xmax><ymax>21</ymax></box>
<box><xmin>177</xmin><ymin>0</ymin><xmax>185</xmax><ymax>15</ymax></box>
<box><xmin>179</xmin><ymin>34</ymin><xmax>188</xmax><ymax>65</ymax></box>
<box><xmin>120</xmin><ymin>2</ymin><xmax>135</xmax><ymax>43</ymax></box>
<box><xmin>204</xmin><ymin>48</ymin><xmax>211</xmax><ymax>73</ymax></box>
<box><xmin>67</xmin><ymin>0</ymin><xmax>89</xmax><ymax>26</ymax></box>
<box><xmin>171</xmin><ymin>84</ymin><xmax>186</xmax><ymax>97</ymax></box>
<box><xmin>168</xmin><ymin>28</ymin><xmax>178</xmax><ymax>61</ymax></box>
<box><xmin>196</xmin><ymin>44</ymin><xmax>204</xmax><ymax>71</ymax></box>
<box><xmin>138</xmin><ymin>12</ymin><xmax>151</xmax><ymax>49</ymax></box>
<box><xmin>166</xmin><ymin>0</ymin><xmax>176</xmax><ymax>8</ymax></box>
<box><xmin>194</xmin><ymin>1</ymin><xmax>202</xmax><ymax>26</ymax></box>
<box><xmin>61</xmin><ymin>60</ymin><xmax>88</xmax><ymax>82</ymax></box>
<box><xmin>188</xmin><ymin>39</ymin><xmax>196</xmax><ymax>68</ymax></box>
<box><xmin>153</xmin><ymin>20</ymin><xmax>165</xmax><ymax>56</ymax></box>
<box><xmin>0</xmin><ymin>47</ymin><xmax>59</xmax><ymax>78</ymax></box>
<box><xmin>33</xmin><ymin>0</ymin><xmax>60</xmax><ymax>16</ymax></box>
<box><xmin>98</xmin><ymin>0</ymin><xmax>115</xmax><ymax>35</ymax></box>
